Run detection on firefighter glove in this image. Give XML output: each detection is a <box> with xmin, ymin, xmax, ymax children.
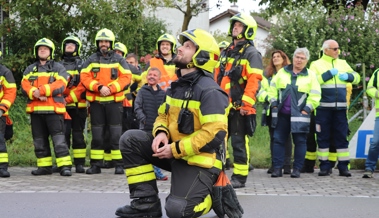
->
<box><xmin>222</xmin><ymin>184</ymin><xmax>244</xmax><ymax>218</ymax></box>
<box><xmin>245</xmin><ymin>114</ymin><xmax>256</xmax><ymax>136</ymax></box>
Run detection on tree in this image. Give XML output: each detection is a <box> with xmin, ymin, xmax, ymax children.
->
<box><xmin>266</xmin><ymin>3</ymin><xmax>379</xmax><ymax>77</ymax></box>
<box><xmin>257</xmin><ymin>0</ymin><xmax>369</xmax><ymax>16</ymax></box>
<box><xmin>147</xmin><ymin>0</ymin><xmax>209</xmax><ymax>32</ymax></box>
<box><xmin>0</xmin><ymin>0</ymin><xmax>166</xmax><ymax>83</ymax></box>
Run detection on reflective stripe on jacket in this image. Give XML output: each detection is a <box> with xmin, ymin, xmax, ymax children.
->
<box><xmin>61</xmin><ymin>57</ymin><xmax>86</xmax><ymax>108</ymax></box>
<box><xmin>367</xmin><ymin>68</ymin><xmax>379</xmax><ymax>117</ymax></box>
<box><xmin>268</xmin><ymin>64</ymin><xmax>321</xmax><ymax>133</ymax></box>
<box><xmin>153</xmin><ymin>70</ymin><xmax>229</xmax><ymax>169</ymax></box>
<box><xmin>309</xmin><ymin>54</ymin><xmax>360</xmax><ymax>110</ymax></box>
<box><xmin>21</xmin><ymin>61</ymin><xmax>69</xmax><ymax>114</ymax></box>
<box><xmin>80</xmin><ymin>51</ymin><xmax>132</xmax><ymax>103</ymax></box>
<box><xmin>214</xmin><ymin>41</ymin><xmax>263</xmax><ymax>114</ymax></box>
<box><xmin>0</xmin><ymin>65</ymin><xmax>16</xmax><ymax>116</ymax></box>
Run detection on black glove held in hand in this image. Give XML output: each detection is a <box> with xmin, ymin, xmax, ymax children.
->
<box><xmin>222</xmin><ymin>184</ymin><xmax>244</xmax><ymax>218</ymax></box>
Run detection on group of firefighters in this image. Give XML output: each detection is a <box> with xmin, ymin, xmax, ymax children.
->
<box><xmin>0</xmin><ymin>10</ymin><xmax>374</xmax><ymax>218</ymax></box>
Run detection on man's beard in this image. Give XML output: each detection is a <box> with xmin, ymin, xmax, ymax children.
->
<box><xmin>100</xmin><ymin>46</ymin><xmax>109</xmax><ymax>54</ymax></box>
<box><xmin>173</xmin><ymin>56</ymin><xmax>189</xmax><ymax>69</ymax></box>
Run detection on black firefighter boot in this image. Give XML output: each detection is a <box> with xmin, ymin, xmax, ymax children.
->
<box><xmin>300</xmin><ymin>159</ymin><xmax>315</xmax><ymax>173</ymax></box>
<box><xmin>115</xmin><ymin>195</ymin><xmax>162</xmax><ymax>218</ymax></box>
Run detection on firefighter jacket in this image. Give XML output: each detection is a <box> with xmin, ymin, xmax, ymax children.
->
<box><xmin>80</xmin><ymin>51</ymin><xmax>132</xmax><ymax>103</ymax></box>
<box><xmin>367</xmin><ymin>68</ymin><xmax>379</xmax><ymax>117</ymax></box>
<box><xmin>123</xmin><ymin>64</ymin><xmax>141</xmax><ymax>107</ymax></box>
<box><xmin>140</xmin><ymin>54</ymin><xmax>177</xmax><ymax>91</ymax></box>
<box><xmin>214</xmin><ymin>40</ymin><xmax>263</xmax><ymax>114</ymax></box>
<box><xmin>0</xmin><ymin>65</ymin><xmax>16</xmax><ymax>116</ymax></box>
<box><xmin>268</xmin><ymin>64</ymin><xmax>321</xmax><ymax>133</ymax></box>
<box><xmin>256</xmin><ymin>70</ymin><xmax>276</xmax><ymax>126</ymax></box>
<box><xmin>60</xmin><ymin>56</ymin><xmax>86</xmax><ymax>109</ymax></box>
<box><xmin>309</xmin><ymin>54</ymin><xmax>360</xmax><ymax>110</ymax></box>
<box><xmin>153</xmin><ymin>70</ymin><xmax>230</xmax><ymax>169</ymax></box>
<box><xmin>21</xmin><ymin>60</ymin><xmax>69</xmax><ymax>114</ymax></box>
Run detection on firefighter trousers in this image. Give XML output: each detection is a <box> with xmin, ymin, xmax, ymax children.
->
<box><xmin>119</xmin><ymin>129</ymin><xmax>220</xmax><ymax>218</ymax></box>
<box><xmin>0</xmin><ymin>117</ymin><xmax>8</xmax><ymax>169</ymax></box>
<box><xmin>65</xmin><ymin>108</ymin><xmax>87</xmax><ymax>165</ymax></box>
<box><xmin>315</xmin><ymin>109</ymin><xmax>350</xmax><ymax>171</ymax></box>
<box><xmin>89</xmin><ymin>102</ymin><xmax>123</xmax><ymax>167</ymax></box>
<box><xmin>228</xmin><ymin>109</ymin><xmax>250</xmax><ymax>184</ymax></box>
<box><xmin>31</xmin><ymin>114</ymin><xmax>72</xmax><ymax>168</ymax></box>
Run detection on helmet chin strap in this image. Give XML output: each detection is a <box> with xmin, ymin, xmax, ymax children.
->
<box><xmin>236</xmin><ymin>33</ymin><xmax>244</xmax><ymax>39</ymax></box>
<box><xmin>186</xmin><ymin>62</ymin><xmax>194</xmax><ymax>69</ymax></box>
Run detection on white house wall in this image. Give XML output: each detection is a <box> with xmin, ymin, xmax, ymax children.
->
<box><xmin>209</xmin><ymin>17</ymin><xmax>269</xmax><ymax>56</ymax></box>
<box><xmin>147</xmin><ymin>8</ymin><xmax>209</xmax><ymax>36</ymax></box>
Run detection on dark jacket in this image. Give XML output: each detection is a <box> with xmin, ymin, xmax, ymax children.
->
<box><xmin>134</xmin><ymin>84</ymin><xmax>165</xmax><ymax>131</ymax></box>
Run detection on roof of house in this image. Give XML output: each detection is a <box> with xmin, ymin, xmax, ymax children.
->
<box><xmin>209</xmin><ymin>9</ymin><xmax>271</xmax><ymax>30</ymax></box>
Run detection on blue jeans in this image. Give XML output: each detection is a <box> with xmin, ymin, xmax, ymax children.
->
<box><xmin>365</xmin><ymin>117</ymin><xmax>379</xmax><ymax>172</ymax></box>
<box><xmin>273</xmin><ymin>113</ymin><xmax>307</xmax><ymax>170</ymax></box>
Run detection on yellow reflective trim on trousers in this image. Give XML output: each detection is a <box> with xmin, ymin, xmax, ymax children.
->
<box><xmin>200</xmin><ymin>114</ymin><xmax>227</xmax><ymax>124</ymax></box>
<box><xmin>126</xmin><ymin>164</ymin><xmax>154</xmax><ymax>176</ymax></box>
<box><xmin>305</xmin><ymin>151</ymin><xmax>317</xmax><ymax>160</ymax></box>
<box><xmin>73</xmin><ymin>149</ymin><xmax>86</xmax><ymax>158</ymax></box>
<box><xmin>127</xmin><ymin>172</ymin><xmax>156</xmax><ymax>184</ymax></box>
<box><xmin>194</xmin><ymin>194</ymin><xmax>212</xmax><ymax>215</ymax></box>
<box><xmin>104</xmin><ymin>153</ymin><xmax>112</xmax><ymax>161</ymax></box>
<box><xmin>44</xmin><ymin>84</ymin><xmax>51</xmax><ymax>96</ymax></box>
<box><xmin>0</xmin><ymin>152</ymin><xmax>8</xmax><ymax>162</ymax></box>
<box><xmin>245</xmin><ymin>135</ymin><xmax>250</xmax><ymax>163</ymax></box>
<box><xmin>337</xmin><ymin>150</ymin><xmax>350</xmax><ymax>161</ymax></box>
<box><xmin>89</xmin><ymin>80</ymin><xmax>98</xmax><ymax>91</ymax></box>
<box><xmin>111</xmin><ymin>149</ymin><xmax>122</xmax><ymax>160</ymax></box>
<box><xmin>328</xmin><ymin>152</ymin><xmax>337</xmax><ymax>162</ymax></box>
<box><xmin>242</xmin><ymin>94</ymin><xmax>255</xmax><ymax>106</ymax></box>
<box><xmin>317</xmin><ymin>150</ymin><xmax>329</xmax><ymax>161</ymax></box>
<box><xmin>37</xmin><ymin>156</ymin><xmax>53</xmax><ymax>167</ymax></box>
<box><xmin>90</xmin><ymin>149</ymin><xmax>104</xmax><ymax>160</ymax></box>
<box><xmin>56</xmin><ymin>155</ymin><xmax>72</xmax><ymax>167</ymax></box>
<box><xmin>233</xmin><ymin>163</ymin><xmax>249</xmax><ymax>176</ymax></box>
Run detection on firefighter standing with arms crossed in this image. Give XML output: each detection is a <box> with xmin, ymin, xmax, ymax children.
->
<box><xmin>214</xmin><ymin>12</ymin><xmax>263</xmax><ymax>188</ymax></box>
<box><xmin>80</xmin><ymin>29</ymin><xmax>132</xmax><ymax>174</ymax></box>
<box><xmin>0</xmin><ymin>51</ymin><xmax>17</xmax><ymax>178</ymax></box>
<box><xmin>60</xmin><ymin>36</ymin><xmax>87</xmax><ymax>173</ymax></box>
<box><xmin>115</xmin><ymin>29</ymin><xmax>233</xmax><ymax>218</ymax></box>
<box><xmin>21</xmin><ymin>38</ymin><xmax>73</xmax><ymax>176</ymax></box>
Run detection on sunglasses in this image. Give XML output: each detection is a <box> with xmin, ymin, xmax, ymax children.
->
<box><xmin>328</xmin><ymin>47</ymin><xmax>339</xmax><ymax>51</ymax></box>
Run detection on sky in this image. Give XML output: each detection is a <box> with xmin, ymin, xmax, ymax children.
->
<box><xmin>208</xmin><ymin>0</ymin><xmax>264</xmax><ymax>18</ymax></box>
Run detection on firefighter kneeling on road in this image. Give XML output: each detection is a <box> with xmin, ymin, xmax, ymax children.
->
<box><xmin>115</xmin><ymin>29</ymin><xmax>230</xmax><ymax>218</ymax></box>
<box><xmin>21</xmin><ymin>38</ymin><xmax>73</xmax><ymax>176</ymax></box>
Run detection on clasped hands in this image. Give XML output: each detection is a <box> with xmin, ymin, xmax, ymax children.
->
<box><xmin>152</xmin><ymin>132</ymin><xmax>173</xmax><ymax>159</ymax></box>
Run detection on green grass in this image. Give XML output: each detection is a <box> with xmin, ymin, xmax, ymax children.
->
<box><xmin>6</xmin><ymin>95</ymin><xmax>368</xmax><ymax>169</ymax></box>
